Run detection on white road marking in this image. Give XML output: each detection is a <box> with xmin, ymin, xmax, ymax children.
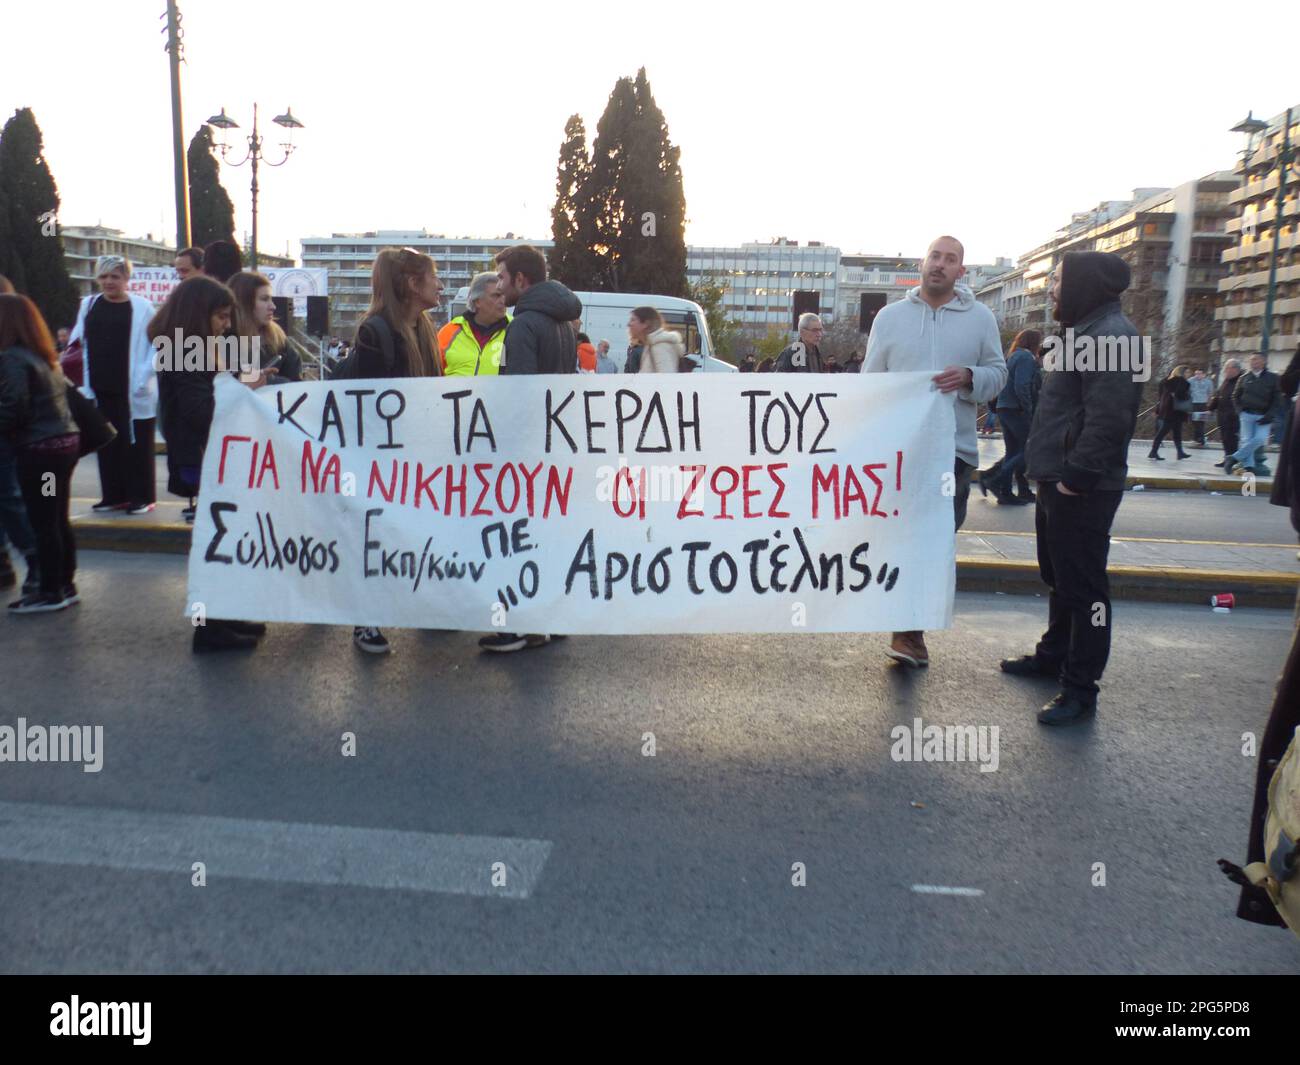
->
<box><xmin>0</xmin><ymin>800</ymin><xmax>551</xmax><ymax>898</ymax></box>
<box><xmin>911</xmin><ymin>884</ymin><xmax>984</xmax><ymax>897</ymax></box>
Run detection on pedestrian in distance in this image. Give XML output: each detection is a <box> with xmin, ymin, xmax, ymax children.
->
<box><xmin>1188</xmin><ymin>367</ymin><xmax>1214</xmax><ymax>447</ymax></box>
<box><xmin>576</xmin><ymin>329</ymin><xmax>597</xmax><ymax>374</ymax></box>
<box><xmin>595</xmin><ymin>340</ymin><xmax>618</xmax><ymax>374</ymax></box>
<box><xmin>201</xmin><ymin>240</ymin><xmax>243</xmax><ymax>285</ymax></box>
<box><xmin>1209</xmin><ymin>359</ymin><xmax>1242</xmax><ymax>467</ymax></box>
<box><xmin>66</xmin><ymin>255</ymin><xmax>159</xmax><ymax>515</ymax></box>
<box><xmin>738</xmin><ymin>352</ymin><xmax>757</xmax><ymax>373</ymax></box>
<box><xmin>861</xmin><ymin>234</ymin><xmax>1007</xmax><ymax>670</ymax></box>
<box><xmin>774</xmin><ymin>313</ymin><xmax>827</xmax><ymax>373</ymax></box>
<box><xmin>479</xmin><ymin>243</ymin><xmax>579</xmax><ymax>654</ymax></box>
<box><xmin>1225</xmin><ymin>354</ymin><xmax>1282</xmax><ymax>475</ymax></box>
<box><xmin>0</xmin><ymin>294</ymin><xmax>81</xmax><ymax>614</ymax></box>
<box><xmin>0</xmin><ymin>273</ymin><xmax>39</xmax><ymax>596</ymax></box>
<box><xmin>629</xmin><ymin>307</ymin><xmax>684</xmax><ymax>374</ymax></box>
<box><xmin>1006</xmin><ymin>251</ymin><xmax>1144</xmax><ymax>725</ymax></box>
<box><xmin>1148</xmin><ymin>365</ymin><xmax>1192</xmax><ymax>460</ymax></box>
<box><xmin>174</xmin><ymin>247</ymin><xmax>204</xmax><ymax>281</ymax></box>
<box><xmin>437</xmin><ymin>271</ymin><xmax>508</xmax><ymax>377</ymax></box>
<box><xmin>983</xmin><ymin>328</ymin><xmax>1043</xmax><ymax>505</ymax></box>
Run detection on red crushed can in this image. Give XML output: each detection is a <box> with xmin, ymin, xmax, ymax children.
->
<box><xmin>1210</xmin><ymin>593</ymin><xmax>1235</xmax><ymax>608</ymax></box>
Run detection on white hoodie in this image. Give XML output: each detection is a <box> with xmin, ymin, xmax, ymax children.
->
<box><xmin>861</xmin><ymin>283</ymin><xmax>1006</xmax><ymax>468</ymax></box>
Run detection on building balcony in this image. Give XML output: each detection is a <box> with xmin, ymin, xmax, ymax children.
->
<box><xmin>1222</xmin><ymin>230</ymin><xmax>1300</xmax><ymax>262</ymax></box>
<box><xmin>1226</xmin><ymin>198</ymin><xmax>1300</xmax><ymax>234</ymax></box>
<box><xmin>1229</xmin><ymin>171</ymin><xmax>1281</xmax><ymax>206</ymax></box>
<box><xmin>1221</xmin><ymin>332</ymin><xmax>1300</xmax><ymax>357</ymax></box>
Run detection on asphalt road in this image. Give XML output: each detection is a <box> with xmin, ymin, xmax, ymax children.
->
<box><xmin>1</xmin><ymin>551</ymin><xmax>1296</xmax><ymax>973</ymax></box>
<box><xmin>966</xmin><ymin>488</ymin><xmax>1297</xmax><ymax>547</ymax></box>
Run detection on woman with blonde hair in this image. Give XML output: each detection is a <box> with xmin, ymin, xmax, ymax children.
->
<box><xmin>348</xmin><ymin>248</ymin><xmax>443</xmax><ymax>655</ymax></box>
<box><xmin>1149</xmin><ymin>364</ymin><xmax>1192</xmax><ymax>460</ymax></box>
<box><xmin>628</xmin><ymin>306</ymin><xmax>684</xmax><ymax>374</ymax></box>
<box><xmin>227</xmin><ymin>271</ymin><xmax>306</xmax><ymax>384</ymax></box>
<box><xmin>352</xmin><ymin>247</ymin><xmax>443</xmax><ymax>381</ymax></box>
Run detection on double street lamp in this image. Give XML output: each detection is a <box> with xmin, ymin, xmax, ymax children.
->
<box><xmin>205</xmin><ymin>103</ymin><xmax>305</xmax><ymax>270</ymax></box>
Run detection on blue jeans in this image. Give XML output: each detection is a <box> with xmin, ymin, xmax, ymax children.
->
<box><xmin>0</xmin><ymin>438</ymin><xmax>37</xmax><ymax>559</ymax></box>
<box><xmin>1232</xmin><ymin>412</ymin><xmax>1270</xmax><ymax>469</ymax></box>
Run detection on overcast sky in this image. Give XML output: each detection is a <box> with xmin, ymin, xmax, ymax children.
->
<box><xmin>3</xmin><ymin>0</ymin><xmax>1296</xmax><ymax>266</ymax></box>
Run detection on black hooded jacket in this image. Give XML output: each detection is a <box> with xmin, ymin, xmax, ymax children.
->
<box><xmin>501</xmin><ymin>280</ymin><xmax>581</xmax><ymax>375</ymax></box>
<box><xmin>1025</xmin><ymin>251</ymin><xmax>1144</xmax><ymax>492</ymax></box>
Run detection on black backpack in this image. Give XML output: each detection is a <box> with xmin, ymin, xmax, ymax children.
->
<box><xmin>331</xmin><ymin>315</ymin><xmax>397</xmax><ymax>380</ymax></box>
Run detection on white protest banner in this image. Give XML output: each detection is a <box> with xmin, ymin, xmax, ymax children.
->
<box><xmin>186</xmin><ymin>372</ymin><xmax>957</xmax><ymax>633</ymax></box>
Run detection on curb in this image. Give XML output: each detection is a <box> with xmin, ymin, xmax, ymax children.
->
<box><xmin>72</xmin><ymin>520</ymin><xmax>1300</xmax><ymax>610</ymax></box>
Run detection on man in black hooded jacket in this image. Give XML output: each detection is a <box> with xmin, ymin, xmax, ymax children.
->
<box><xmin>1002</xmin><ymin>251</ymin><xmax>1143</xmax><ymax>725</ymax></box>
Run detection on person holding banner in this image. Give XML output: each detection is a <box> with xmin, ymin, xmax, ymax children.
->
<box><xmin>67</xmin><ymin>256</ymin><xmax>159</xmax><ymax>516</ymax></box>
<box><xmin>481</xmin><ymin>243</ymin><xmax>579</xmax><ymax>652</ymax></box>
<box><xmin>348</xmin><ymin>247</ymin><xmax>444</xmax><ymax>654</ymax></box>
<box><xmin>151</xmin><ymin>276</ymin><xmax>267</xmax><ymax>652</ymax></box>
<box><xmin>228</xmin><ymin>271</ymin><xmax>305</xmax><ymax>384</ymax></box>
<box><xmin>862</xmin><ymin>235</ymin><xmax>1007</xmax><ymax>669</ymax></box>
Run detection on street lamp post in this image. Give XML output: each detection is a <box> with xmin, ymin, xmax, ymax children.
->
<box><xmin>1231</xmin><ymin>108</ymin><xmax>1295</xmax><ymax>366</ymax></box>
<box><xmin>205</xmin><ymin>103</ymin><xmax>304</xmax><ymax>270</ymax></box>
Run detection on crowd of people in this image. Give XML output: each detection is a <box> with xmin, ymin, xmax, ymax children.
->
<box><xmin>3</xmin><ymin>237</ymin><xmax>1299</xmax><ymax>726</ymax></box>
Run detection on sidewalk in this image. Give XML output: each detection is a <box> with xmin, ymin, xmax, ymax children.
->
<box><xmin>66</xmin><ymin>455</ymin><xmax>1300</xmax><ymax>609</ymax></box>
<box><xmin>976</xmin><ymin>435</ymin><xmax>1275</xmax><ymax>493</ymax></box>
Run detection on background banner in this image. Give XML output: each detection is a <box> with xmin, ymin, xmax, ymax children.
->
<box><xmin>185</xmin><ymin>372</ymin><xmax>957</xmax><ymax>634</ymax></box>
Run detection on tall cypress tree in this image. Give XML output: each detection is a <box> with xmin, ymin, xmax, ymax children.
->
<box><xmin>0</xmin><ymin>108</ymin><xmax>80</xmax><ymax>329</ymax></box>
<box><xmin>187</xmin><ymin>125</ymin><xmax>235</xmax><ymax>248</ymax></box>
<box><xmin>578</xmin><ymin>70</ymin><xmax>687</xmax><ymax>296</ymax></box>
<box><xmin>620</xmin><ymin>68</ymin><xmax>687</xmax><ymax>297</ymax></box>
<box><xmin>550</xmin><ymin>114</ymin><xmax>598</xmax><ymax>291</ymax></box>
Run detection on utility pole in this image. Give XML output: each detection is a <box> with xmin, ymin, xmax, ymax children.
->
<box><xmin>164</xmin><ymin>1</ymin><xmax>191</xmax><ymax>252</ymax></box>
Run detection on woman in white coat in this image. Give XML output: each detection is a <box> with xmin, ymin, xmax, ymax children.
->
<box><xmin>629</xmin><ymin>307</ymin><xmax>685</xmax><ymax>374</ymax></box>
<box><xmin>67</xmin><ymin>256</ymin><xmax>159</xmax><ymax>514</ymax></box>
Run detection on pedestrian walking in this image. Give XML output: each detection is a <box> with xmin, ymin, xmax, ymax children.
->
<box><xmin>1007</xmin><ymin>251</ymin><xmax>1143</xmax><ymax>725</ymax></box>
<box><xmin>1209</xmin><ymin>359</ymin><xmax>1242</xmax><ymax>467</ymax></box>
<box><xmin>437</xmin><ymin>271</ymin><xmax>508</xmax><ymax>377</ymax></box>
<box><xmin>479</xmin><ymin>243</ymin><xmax>579</xmax><ymax>653</ymax></box>
<box><xmin>0</xmin><ymin>294</ymin><xmax>82</xmax><ymax>614</ymax></box>
<box><xmin>66</xmin><ymin>256</ymin><xmax>159</xmax><ymax>515</ymax></box>
<box><xmin>861</xmin><ymin>234</ymin><xmax>1007</xmax><ymax>669</ymax></box>
<box><xmin>983</xmin><ymin>328</ymin><xmax>1043</xmax><ymax>505</ymax></box>
<box><xmin>629</xmin><ymin>307</ymin><xmax>684</xmax><ymax>374</ymax></box>
<box><xmin>1225</xmin><ymin>354</ymin><xmax>1282</xmax><ymax>475</ymax></box>
<box><xmin>1148</xmin><ymin>365</ymin><xmax>1192</xmax><ymax>460</ymax></box>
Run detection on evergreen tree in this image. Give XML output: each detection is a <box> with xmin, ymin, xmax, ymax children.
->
<box><xmin>550</xmin><ymin>114</ymin><xmax>597</xmax><ymax>291</ymax></box>
<box><xmin>0</xmin><ymin>108</ymin><xmax>80</xmax><ymax>330</ymax></box>
<box><xmin>577</xmin><ymin>69</ymin><xmax>687</xmax><ymax>296</ymax></box>
<box><xmin>187</xmin><ymin>125</ymin><xmax>235</xmax><ymax>247</ymax></box>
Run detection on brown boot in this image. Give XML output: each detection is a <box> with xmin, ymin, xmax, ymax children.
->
<box><xmin>886</xmin><ymin>630</ymin><xmax>929</xmax><ymax>668</ymax></box>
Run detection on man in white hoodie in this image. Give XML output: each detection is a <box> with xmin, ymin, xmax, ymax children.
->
<box><xmin>861</xmin><ymin>235</ymin><xmax>1006</xmax><ymax>668</ymax></box>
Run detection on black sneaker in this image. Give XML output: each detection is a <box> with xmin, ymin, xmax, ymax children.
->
<box><xmin>62</xmin><ymin>583</ymin><xmax>80</xmax><ymax>606</ymax></box>
<box><xmin>182</xmin><ymin>504</ymin><xmax>197</xmax><ymax>524</ymax></box>
<box><xmin>193</xmin><ymin>622</ymin><xmax>258</xmax><ymax>653</ymax></box>
<box><xmin>91</xmin><ymin>500</ymin><xmax>130</xmax><ymax>512</ymax></box>
<box><xmin>1037</xmin><ymin>691</ymin><xmax>1097</xmax><ymax>726</ymax></box>
<box><xmin>353</xmin><ymin>626</ymin><xmax>391</xmax><ymax>654</ymax></box>
<box><xmin>1000</xmin><ymin>654</ymin><xmax>1060</xmax><ymax>678</ymax></box>
<box><xmin>477</xmin><ymin>632</ymin><xmax>553</xmax><ymax>652</ymax></box>
<box><xmin>8</xmin><ymin>593</ymin><xmax>70</xmax><ymax>615</ymax></box>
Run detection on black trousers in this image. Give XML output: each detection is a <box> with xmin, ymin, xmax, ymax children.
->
<box><xmin>1034</xmin><ymin>481</ymin><xmax>1123</xmax><ymax>698</ymax></box>
<box><xmin>17</xmin><ymin>449</ymin><xmax>77</xmax><ymax>597</ymax></box>
<box><xmin>1220</xmin><ymin>417</ymin><xmax>1239</xmax><ymax>461</ymax></box>
<box><xmin>94</xmin><ymin>393</ymin><xmax>155</xmax><ymax>506</ymax></box>
<box><xmin>1149</xmin><ymin>414</ymin><xmax>1186</xmax><ymax>454</ymax></box>
<box><xmin>992</xmin><ymin>408</ymin><xmax>1032</xmax><ymax>496</ymax></box>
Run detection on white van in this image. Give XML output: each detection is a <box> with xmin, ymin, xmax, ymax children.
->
<box><xmin>448</xmin><ymin>288</ymin><xmax>736</xmax><ymax>373</ymax></box>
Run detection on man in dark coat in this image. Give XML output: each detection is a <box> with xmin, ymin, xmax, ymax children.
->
<box><xmin>495</xmin><ymin>245</ymin><xmax>581</xmax><ymax>376</ymax></box>
<box><xmin>1002</xmin><ymin>251</ymin><xmax>1143</xmax><ymax>725</ymax></box>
